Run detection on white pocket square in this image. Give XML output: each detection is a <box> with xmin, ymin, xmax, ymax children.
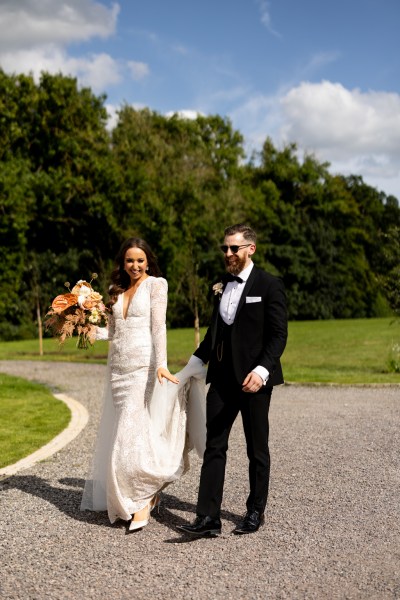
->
<box><xmin>246</xmin><ymin>296</ymin><xmax>262</xmax><ymax>303</ymax></box>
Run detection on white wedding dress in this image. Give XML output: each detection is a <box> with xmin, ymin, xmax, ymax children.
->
<box><xmin>80</xmin><ymin>276</ymin><xmax>207</xmax><ymax>523</ymax></box>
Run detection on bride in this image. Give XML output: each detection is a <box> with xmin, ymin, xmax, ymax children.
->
<box><xmin>81</xmin><ymin>237</ymin><xmax>206</xmax><ymax>531</ymax></box>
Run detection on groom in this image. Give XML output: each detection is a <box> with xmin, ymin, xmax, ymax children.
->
<box><xmin>178</xmin><ymin>223</ymin><xmax>288</xmax><ymax>536</ymax></box>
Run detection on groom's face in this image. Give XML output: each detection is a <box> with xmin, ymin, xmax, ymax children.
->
<box><xmin>223</xmin><ymin>233</ymin><xmax>256</xmax><ymax>275</ymax></box>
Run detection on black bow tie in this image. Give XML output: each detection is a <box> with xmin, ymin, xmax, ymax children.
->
<box><xmin>225</xmin><ymin>273</ymin><xmax>243</xmax><ymax>284</ymax></box>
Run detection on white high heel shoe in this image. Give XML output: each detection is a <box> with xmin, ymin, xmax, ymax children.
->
<box><xmin>129</xmin><ymin>494</ymin><xmax>160</xmax><ymax>532</ymax></box>
<box><xmin>129</xmin><ymin>504</ymin><xmax>151</xmax><ymax>532</ymax></box>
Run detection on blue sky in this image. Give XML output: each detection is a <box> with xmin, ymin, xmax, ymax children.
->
<box><xmin>1</xmin><ymin>0</ymin><xmax>399</xmax><ymax>198</ymax></box>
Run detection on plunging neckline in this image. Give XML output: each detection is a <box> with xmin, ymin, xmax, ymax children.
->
<box><xmin>122</xmin><ymin>277</ymin><xmax>149</xmax><ymax>319</ymax></box>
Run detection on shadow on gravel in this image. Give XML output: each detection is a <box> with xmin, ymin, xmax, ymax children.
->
<box><xmin>154</xmin><ymin>492</ymin><xmax>242</xmax><ymax>543</ymax></box>
<box><xmin>0</xmin><ymin>475</ymin><xmax>110</xmax><ymax>528</ymax></box>
<box><xmin>0</xmin><ymin>477</ymin><xmax>243</xmax><ymax>540</ymax></box>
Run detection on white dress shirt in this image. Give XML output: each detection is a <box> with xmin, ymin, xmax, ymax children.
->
<box><xmin>220</xmin><ymin>261</ymin><xmax>254</xmax><ymax>325</ymax></box>
<box><xmin>219</xmin><ymin>262</ymin><xmax>269</xmax><ymax>384</ymax></box>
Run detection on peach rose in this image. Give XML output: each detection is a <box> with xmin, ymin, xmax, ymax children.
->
<box><xmin>51</xmin><ymin>293</ymin><xmax>78</xmax><ymax>313</ymax></box>
<box><xmin>82</xmin><ymin>291</ymin><xmax>103</xmax><ymax>309</ymax></box>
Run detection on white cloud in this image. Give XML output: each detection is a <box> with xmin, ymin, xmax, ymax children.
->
<box><xmin>0</xmin><ymin>46</ymin><xmax>122</xmax><ymax>91</ymax></box>
<box><xmin>0</xmin><ymin>0</ymin><xmax>119</xmax><ymax>51</ymax></box>
<box><xmin>300</xmin><ymin>52</ymin><xmax>341</xmax><ymax>79</ymax></box>
<box><xmin>278</xmin><ymin>81</ymin><xmax>400</xmax><ymax>195</ymax></box>
<box><xmin>105</xmin><ymin>103</ymin><xmax>119</xmax><ymax>130</ymax></box>
<box><xmin>229</xmin><ymin>92</ymin><xmax>282</xmax><ymax>151</ymax></box>
<box><xmin>256</xmin><ymin>0</ymin><xmax>281</xmax><ymax>38</ymax></box>
<box><xmin>165</xmin><ymin>110</ymin><xmax>203</xmax><ymax>120</ymax></box>
<box><xmin>280</xmin><ymin>81</ymin><xmax>400</xmax><ymax>156</ymax></box>
<box><xmin>230</xmin><ymin>81</ymin><xmax>400</xmax><ymax>198</ymax></box>
<box><xmin>127</xmin><ymin>60</ymin><xmax>150</xmax><ymax>81</ymax></box>
<box><xmin>0</xmin><ymin>1</ymin><xmax>137</xmax><ymax>92</ymax></box>
<box><xmin>77</xmin><ymin>53</ymin><xmax>122</xmax><ymax>90</ymax></box>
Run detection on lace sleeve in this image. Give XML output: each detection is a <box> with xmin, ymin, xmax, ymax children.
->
<box><xmin>94</xmin><ymin>312</ymin><xmax>115</xmax><ymax>341</ymax></box>
<box><xmin>150</xmin><ymin>278</ymin><xmax>168</xmax><ymax>369</ymax></box>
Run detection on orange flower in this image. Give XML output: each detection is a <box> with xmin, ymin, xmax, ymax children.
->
<box><xmin>82</xmin><ymin>291</ymin><xmax>103</xmax><ymax>309</ymax></box>
<box><xmin>51</xmin><ymin>293</ymin><xmax>78</xmax><ymax>313</ymax></box>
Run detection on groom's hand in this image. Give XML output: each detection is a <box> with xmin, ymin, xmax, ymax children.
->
<box><xmin>242</xmin><ymin>371</ymin><xmax>263</xmax><ymax>393</ymax></box>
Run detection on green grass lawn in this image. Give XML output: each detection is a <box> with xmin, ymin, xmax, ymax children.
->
<box><xmin>0</xmin><ymin>373</ymin><xmax>71</xmax><ymax>468</ymax></box>
<box><xmin>0</xmin><ymin>337</ymin><xmax>110</xmax><ymax>363</ymax></box>
<box><xmin>0</xmin><ymin>317</ymin><xmax>399</xmax><ymax>384</ymax></box>
<box><xmin>282</xmin><ymin>318</ymin><xmax>400</xmax><ymax>384</ymax></box>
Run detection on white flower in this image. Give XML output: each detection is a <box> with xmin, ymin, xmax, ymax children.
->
<box><xmin>212</xmin><ymin>282</ymin><xmax>224</xmax><ymax>295</ymax></box>
<box><xmin>77</xmin><ymin>285</ymin><xmax>92</xmax><ymax>307</ymax></box>
<box><xmin>79</xmin><ymin>284</ymin><xmax>92</xmax><ymax>296</ymax></box>
<box><xmin>88</xmin><ymin>308</ymin><xmax>100</xmax><ymax>324</ymax></box>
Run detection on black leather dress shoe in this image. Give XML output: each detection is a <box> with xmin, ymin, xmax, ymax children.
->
<box><xmin>177</xmin><ymin>515</ymin><xmax>222</xmax><ymax>537</ymax></box>
<box><xmin>233</xmin><ymin>510</ymin><xmax>265</xmax><ymax>535</ymax></box>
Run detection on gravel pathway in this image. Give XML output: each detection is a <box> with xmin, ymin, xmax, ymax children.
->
<box><xmin>0</xmin><ymin>360</ymin><xmax>399</xmax><ymax>600</ymax></box>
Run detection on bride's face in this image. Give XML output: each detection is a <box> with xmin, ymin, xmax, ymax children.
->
<box><xmin>124</xmin><ymin>247</ymin><xmax>148</xmax><ymax>285</ymax></box>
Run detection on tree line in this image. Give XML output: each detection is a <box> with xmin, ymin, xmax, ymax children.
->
<box><xmin>0</xmin><ymin>70</ymin><xmax>399</xmax><ymax>340</ymax></box>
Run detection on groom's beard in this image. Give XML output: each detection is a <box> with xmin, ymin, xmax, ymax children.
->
<box><xmin>225</xmin><ymin>254</ymin><xmax>247</xmax><ymax>275</ymax></box>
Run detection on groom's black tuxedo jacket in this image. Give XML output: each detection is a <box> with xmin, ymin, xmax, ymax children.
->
<box><xmin>194</xmin><ymin>266</ymin><xmax>288</xmax><ymax>388</ymax></box>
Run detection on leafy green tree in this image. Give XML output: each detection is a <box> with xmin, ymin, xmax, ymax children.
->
<box><xmin>111</xmin><ymin>108</ymin><xmax>245</xmax><ymax>334</ymax></box>
<box><xmin>1</xmin><ymin>70</ymin><xmax>399</xmax><ymax>337</ymax></box>
<box><xmin>246</xmin><ymin>139</ymin><xmax>390</xmax><ymax>319</ymax></box>
<box><xmin>0</xmin><ymin>71</ymin><xmax>118</xmax><ymax>337</ymax></box>
<box><xmin>0</xmin><ymin>159</ymin><xmax>34</xmax><ymax>327</ymax></box>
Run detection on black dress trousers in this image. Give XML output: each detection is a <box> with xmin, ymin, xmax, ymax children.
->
<box><xmin>197</xmin><ymin>320</ymin><xmax>272</xmax><ymax>518</ymax></box>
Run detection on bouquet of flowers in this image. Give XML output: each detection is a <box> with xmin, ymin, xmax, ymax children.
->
<box><xmin>45</xmin><ymin>274</ymin><xmax>108</xmax><ymax>349</ymax></box>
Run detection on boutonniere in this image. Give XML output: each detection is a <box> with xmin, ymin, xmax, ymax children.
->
<box><xmin>212</xmin><ymin>282</ymin><xmax>224</xmax><ymax>296</ymax></box>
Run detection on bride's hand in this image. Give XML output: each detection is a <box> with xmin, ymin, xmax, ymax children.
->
<box><xmin>157</xmin><ymin>367</ymin><xmax>180</xmax><ymax>385</ymax></box>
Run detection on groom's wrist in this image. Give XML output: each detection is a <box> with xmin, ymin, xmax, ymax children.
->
<box><xmin>252</xmin><ymin>365</ymin><xmax>269</xmax><ymax>385</ymax></box>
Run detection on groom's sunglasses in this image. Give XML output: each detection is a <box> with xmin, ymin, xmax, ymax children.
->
<box><xmin>220</xmin><ymin>244</ymin><xmax>251</xmax><ymax>254</ymax></box>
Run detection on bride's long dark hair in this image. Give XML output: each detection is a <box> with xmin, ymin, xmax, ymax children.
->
<box><xmin>107</xmin><ymin>237</ymin><xmax>162</xmax><ymax>307</ymax></box>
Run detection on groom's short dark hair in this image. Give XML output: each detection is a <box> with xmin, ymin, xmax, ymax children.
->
<box><xmin>224</xmin><ymin>224</ymin><xmax>257</xmax><ymax>244</ymax></box>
